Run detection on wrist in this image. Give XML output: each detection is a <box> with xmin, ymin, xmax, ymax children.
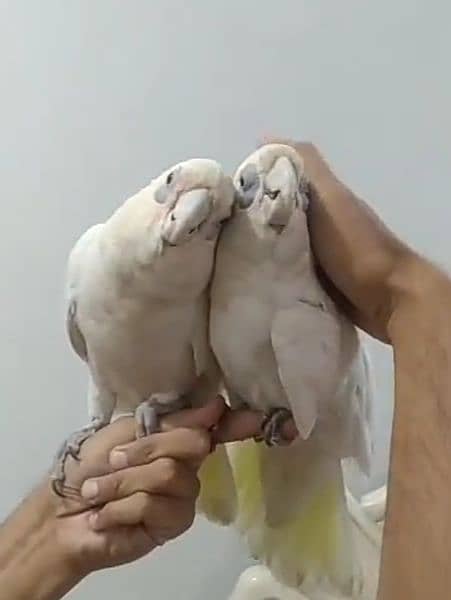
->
<box><xmin>387</xmin><ymin>255</ymin><xmax>451</xmax><ymax>345</ymax></box>
<box><xmin>0</xmin><ymin>481</ymin><xmax>84</xmax><ymax>600</ymax></box>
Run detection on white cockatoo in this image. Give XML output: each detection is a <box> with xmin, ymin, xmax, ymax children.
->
<box><xmin>210</xmin><ymin>144</ymin><xmax>373</xmax><ymax>597</ymax></box>
<box><xmin>53</xmin><ymin>158</ymin><xmax>237</xmax><ymax>525</ymax></box>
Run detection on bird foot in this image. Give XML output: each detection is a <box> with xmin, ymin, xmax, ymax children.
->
<box><xmin>135</xmin><ymin>393</ymin><xmax>186</xmax><ymax>438</ymax></box>
<box><xmin>51</xmin><ymin>417</ymin><xmax>107</xmax><ymax>497</ymax></box>
<box><xmin>260</xmin><ymin>407</ymin><xmax>292</xmax><ymax>446</ymax></box>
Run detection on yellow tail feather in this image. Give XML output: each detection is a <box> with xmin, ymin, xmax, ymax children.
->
<box><xmin>227</xmin><ymin>439</ymin><xmax>264</xmax><ymax>534</ymax></box>
<box><xmin>197</xmin><ymin>443</ymin><xmax>237</xmax><ymax>525</ymax></box>
<box><xmin>227</xmin><ymin>439</ymin><xmax>359</xmax><ymax>596</ymax></box>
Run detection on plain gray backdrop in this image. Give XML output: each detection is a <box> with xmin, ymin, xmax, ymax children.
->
<box><xmin>1</xmin><ymin>1</ymin><xmax>450</xmax><ymax>598</ymax></box>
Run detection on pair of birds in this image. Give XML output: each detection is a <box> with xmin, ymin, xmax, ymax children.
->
<box><xmin>55</xmin><ymin>143</ymin><xmax>373</xmax><ymax>599</ymax></box>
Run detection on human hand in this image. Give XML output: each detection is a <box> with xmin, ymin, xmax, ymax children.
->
<box><xmin>51</xmin><ymin>398</ymin><xmax>226</xmax><ymax>576</ymax></box>
<box><xmin>260</xmin><ymin>136</ymin><xmax>414</xmax><ymax>341</ymax></box>
<box><xmin>0</xmin><ymin>396</ymin><xmax>296</xmax><ymax>600</ymax></box>
<box><xmin>51</xmin><ymin>395</ymin><xmax>298</xmax><ymax>576</ymax></box>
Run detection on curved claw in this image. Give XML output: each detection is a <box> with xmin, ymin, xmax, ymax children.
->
<box><xmin>51</xmin><ymin>418</ymin><xmax>108</xmax><ymax>499</ymax></box>
<box><xmin>261</xmin><ymin>407</ymin><xmax>292</xmax><ymax>446</ymax></box>
<box><xmin>67</xmin><ymin>447</ymin><xmax>82</xmax><ymax>462</ymax></box>
<box><xmin>50</xmin><ymin>477</ymin><xmax>67</xmax><ymax>498</ymax></box>
<box><xmin>50</xmin><ymin>478</ymin><xmax>82</xmax><ymax>500</ymax></box>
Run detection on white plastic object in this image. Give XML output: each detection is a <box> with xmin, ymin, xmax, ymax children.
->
<box><xmin>229</xmin><ymin>565</ymin><xmax>309</xmax><ymax>600</ymax></box>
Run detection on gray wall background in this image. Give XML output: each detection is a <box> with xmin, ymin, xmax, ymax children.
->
<box><xmin>0</xmin><ymin>1</ymin><xmax>449</xmax><ymax>598</ymax></box>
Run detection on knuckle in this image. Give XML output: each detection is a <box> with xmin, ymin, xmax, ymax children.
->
<box><xmin>142</xmin><ymin>437</ymin><xmax>157</xmax><ymax>460</ymax></box>
<box><xmin>97</xmin><ymin>473</ymin><xmax>122</xmax><ymax>500</ymax></box>
<box><xmin>142</xmin><ymin>493</ymin><xmax>154</xmax><ymax>513</ymax></box>
<box><xmin>110</xmin><ymin>474</ymin><xmax>123</xmax><ymax>495</ymax></box>
<box><xmin>158</xmin><ymin>457</ymin><xmax>179</xmax><ymax>487</ymax></box>
<box><xmin>178</xmin><ymin>427</ymin><xmax>211</xmax><ymax>458</ymax></box>
<box><xmin>136</xmin><ymin>491</ymin><xmax>153</xmax><ymax>516</ymax></box>
<box><xmin>131</xmin><ymin>437</ymin><xmax>156</xmax><ymax>463</ymax></box>
<box><xmin>192</xmin><ymin>430</ymin><xmax>211</xmax><ymax>458</ymax></box>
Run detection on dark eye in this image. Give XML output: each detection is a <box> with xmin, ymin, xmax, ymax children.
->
<box><xmin>166</xmin><ymin>171</ymin><xmax>174</xmax><ymax>185</ymax></box>
<box><xmin>267</xmin><ymin>189</ymin><xmax>280</xmax><ymax>200</ymax></box>
<box><xmin>236</xmin><ymin>164</ymin><xmax>259</xmax><ymax>209</ymax></box>
<box><xmin>239</xmin><ymin>164</ymin><xmax>258</xmax><ymax>192</ymax></box>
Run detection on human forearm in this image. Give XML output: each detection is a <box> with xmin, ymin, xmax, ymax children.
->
<box><xmin>0</xmin><ymin>482</ymin><xmax>82</xmax><ymax>600</ymax></box>
<box><xmin>379</xmin><ymin>262</ymin><xmax>451</xmax><ymax>599</ymax></box>
<box><xmin>311</xmin><ymin>169</ymin><xmax>451</xmax><ymax>596</ymax></box>
<box><xmin>307</xmin><ymin>154</ymin><xmax>409</xmax><ymax>341</ymax></box>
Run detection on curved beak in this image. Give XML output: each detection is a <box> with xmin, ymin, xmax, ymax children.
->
<box><xmin>264</xmin><ymin>157</ymin><xmax>298</xmax><ymax>232</ymax></box>
<box><xmin>161</xmin><ymin>188</ymin><xmax>212</xmax><ymax>246</ymax></box>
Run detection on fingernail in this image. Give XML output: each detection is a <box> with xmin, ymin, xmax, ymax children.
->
<box><xmin>81</xmin><ymin>480</ymin><xmax>98</xmax><ymax>500</ymax></box>
<box><xmin>110</xmin><ymin>450</ymin><xmax>128</xmax><ymax>470</ymax></box>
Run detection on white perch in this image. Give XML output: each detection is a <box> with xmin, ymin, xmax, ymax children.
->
<box><xmin>229</xmin><ymin>485</ymin><xmax>386</xmax><ymax>600</ymax></box>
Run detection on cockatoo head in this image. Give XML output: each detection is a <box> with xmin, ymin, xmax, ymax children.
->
<box><xmin>233</xmin><ymin>144</ymin><xmax>309</xmax><ymax>235</ymax></box>
<box><xmin>151</xmin><ymin>158</ymin><xmax>234</xmax><ymax>248</ymax></box>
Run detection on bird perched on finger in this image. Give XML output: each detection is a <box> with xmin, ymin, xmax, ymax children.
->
<box><xmin>210</xmin><ymin>144</ymin><xmax>374</xmax><ymax>598</ymax></box>
<box><xmin>54</xmin><ymin>158</ymin><xmax>237</xmax><ymax>526</ymax></box>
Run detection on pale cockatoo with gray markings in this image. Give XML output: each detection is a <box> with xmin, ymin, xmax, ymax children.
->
<box><xmin>210</xmin><ymin>144</ymin><xmax>374</xmax><ymax>598</ymax></box>
<box><xmin>53</xmin><ymin>158</ymin><xmax>237</xmax><ymax>526</ymax></box>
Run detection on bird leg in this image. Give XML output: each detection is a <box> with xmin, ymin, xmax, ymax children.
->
<box><xmin>51</xmin><ymin>416</ymin><xmax>109</xmax><ymax>498</ymax></box>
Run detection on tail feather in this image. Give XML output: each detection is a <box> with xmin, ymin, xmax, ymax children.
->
<box><xmin>197</xmin><ymin>443</ymin><xmax>237</xmax><ymax>525</ymax></box>
<box><xmin>227</xmin><ymin>439</ymin><xmax>264</xmax><ymax>534</ymax></box>
<box><xmin>228</xmin><ymin>438</ymin><xmax>361</xmax><ymax>597</ymax></box>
